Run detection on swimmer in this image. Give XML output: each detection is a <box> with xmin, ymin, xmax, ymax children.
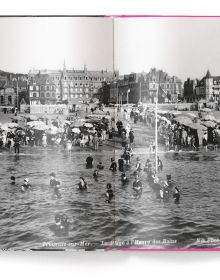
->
<box><xmin>109</xmin><ymin>158</ymin><xmax>117</xmax><ymax>172</ymax></box>
<box><xmin>49</xmin><ymin>172</ymin><xmax>57</xmax><ymax>187</ymax></box>
<box><xmin>173</xmin><ymin>186</ymin><xmax>180</xmax><ymax>204</ymax></box>
<box><xmin>121</xmin><ymin>173</ymin><xmax>129</xmax><ymax>184</ymax></box>
<box><xmin>165</xmin><ymin>174</ymin><xmax>173</xmax><ymax>188</ymax></box>
<box><xmin>54</xmin><ymin>181</ymin><xmax>62</xmax><ymax>199</ymax></box>
<box><xmin>157</xmin><ymin>156</ymin><xmax>163</xmax><ymax>173</ymax></box>
<box><xmin>118</xmin><ymin>156</ymin><xmax>124</xmax><ymax>172</ymax></box>
<box><xmin>53</xmin><ymin>214</ymin><xmax>70</xmax><ymax>236</ymax></box>
<box><xmin>133</xmin><ymin>174</ymin><xmax>142</xmax><ymax>193</ymax></box>
<box><xmin>134</xmin><ymin>157</ymin><xmax>142</xmax><ymax>173</ymax></box>
<box><xmin>20</xmin><ymin>178</ymin><xmax>31</xmax><ymax>192</ymax></box>
<box><xmin>54</xmin><ymin>214</ymin><xmax>62</xmax><ymax>228</ymax></box>
<box><xmin>77</xmin><ymin>177</ymin><xmax>88</xmax><ymax>190</ymax></box>
<box><xmin>105</xmin><ymin>183</ymin><xmax>114</xmax><ymax>203</ymax></box>
<box><xmin>144</xmin><ymin>159</ymin><xmax>151</xmax><ymax>172</ymax></box>
<box><xmin>86</xmin><ymin>154</ymin><xmax>93</xmax><ymax>168</ymax></box>
<box><xmin>58</xmin><ymin>214</ymin><xmax>70</xmax><ymax>230</ymax></box>
<box><xmin>160</xmin><ymin>181</ymin><xmax>170</xmax><ymax>200</ymax></box>
<box><xmin>93</xmin><ymin>169</ymin><xmax>99</xmax><ymax>179</ymax></box>
<box><xmin>97</xmin><ymin>162</ymin><xmax>104</xmax><ymax>170</ymax></box>
<box><xmin>10</xmin><ymin>176</ymin><xmax>16</xmax><ymax>185</ymax></box>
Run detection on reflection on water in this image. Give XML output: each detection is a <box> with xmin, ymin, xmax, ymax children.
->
<box><xmin>0</xmin><ymin>147</ymin><xmax>220</xmax><ymax>250</ymax></box>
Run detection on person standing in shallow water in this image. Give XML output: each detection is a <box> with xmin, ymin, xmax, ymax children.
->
<box><xmin>173</xmin><ymin>186</ymin><xmax>180</xmax><ymax>204</ymax></box>
<box><xmin>77</xmin><ymin>177</ymin><xmax>87</xmax><ymax>190</ymax></box>
<box><xmin>133</xmin><ymin>174</ymin><xmax>142</xmax><ymax>198</ymax></box>
<box><xmin>105</xmin><ymin>183</ymin><xmax>114</xmax><ymax>203</ymax></box>
<box><xmin>10</xmin><ymin>176</ymin><xmax>16</xmax><ymax>185</ymax></box>
<box><xmin>49</xmin><ymin>172</ymin><xmax>57</xmax><ymax>187</ymax></box>
<box><xmin>86</xmin><ymin>154</ymin><xmax>93</xmax><ymax>168</ymax></box>
<box><xmin>13</xmin><ymin>134</ymin><xmax>20</xmax><ymax>154</ymax></box>
<box><xmin>109</xmin><ymin>158</ymin><xmax>117</xmax><ymax>172</ymax></box>
<box><xmin>20</xmin><ymin>178</ymin><xmax>31</xmax><ymax>192</ymax></box>
<box><xmin>54</xmin><ymin>181</ymin><xmax>62</xmax><ymax>199</ymax></box>
<box><xmin>157</xmin><ymin>156</ymin><xmax>163</xmax><ymax>173</ymax></box>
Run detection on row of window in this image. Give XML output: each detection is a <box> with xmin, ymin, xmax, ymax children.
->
<box><xmin>30</xmin><ymin>83</ymin><xmax>100</xmax><ymax>91</ymax></box>
<box><xmin>63</xmin><ymin>94</ymin><xmax>89</xmax><ymax>99</ymax></box>
<box><xmin>32</xmin><ymin>76</ymin><xmax>108</xmax><ymax>83</ymax></box>
<box><xmin>30</xmin><ymin>92</ymin><xmax>92</xmax><ymax>99</ymax></box>
<box><xmin>0</xmin><ymin>95</ymin><xmax>12</xmax><ymax>104</ymax></box>
<box><xmin>58</xmin><ymin>76</ymin><xmax>106</xmax><ymax>82</ymax></box>
<box><xmin>30</xmin><ymin>92</ymin><xmax>56</xmax><ymax>98</ymax></box>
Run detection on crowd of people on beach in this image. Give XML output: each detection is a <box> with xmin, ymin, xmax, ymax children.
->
<box><xmin>127</xmin><ymin>105</ymin><xmax>220</xmax><ymax>152</ymax></box>
<box><xmin>2</xmin><ymin>104</ymin><xmax>185</xmax><ymax>237</ymax></box>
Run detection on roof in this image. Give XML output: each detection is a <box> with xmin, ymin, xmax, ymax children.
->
<box><xmin>206</xmin><ymin>69</ymin><xmax>211</xmax><ymax>78</ymax></box>
<box><xmin>29</xmin><ymin>74</ymin><xmax>55</xmax><ymax>85</ymax></box>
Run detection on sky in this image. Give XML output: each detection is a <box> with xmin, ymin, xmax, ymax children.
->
<box><xmin>115</xmin><ymin>17</ymin><xmax>220</xmax><ymax>81</ymax></box>
<box><xmin>0</xmin><ymin>17</ymin><xmax>113</xmax><ymax>74</ymax></box>
<box><xmin>1</xmin><ymin>17</ymin><xmax>220</xmax><ymax>81</ymax></box>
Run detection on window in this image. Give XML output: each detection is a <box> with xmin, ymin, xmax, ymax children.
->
<box><xmin>0</xmin><ymin>96</ymin><xmax>3</xmax><ymax>104</ymax></box>
<box><xmin>75</xmin><ymin>94</ymin><xmax>78</xmax><ymax>98</ymax></box>
<box><xmin>41</xmin><ymin>92</ymin><xmax>45</xmax><ymax>98</ymax></box>
<box><xmin>46</xmin><ymin>86</ymin><xmax>49</xmax><ymax>91</ymax></box>
<box><xmin>33</xmin><ymin>79</ymin><xmax>36</xmax><ymax>84</ymax></box>
<box><xmin>33</xmin><ymin>92</ymin><xmax>36</xmax><ymax>98</ymax></box>
<box><xmin>33</xmin><ymin>86</ymin><xmax>36</xmax><ymax>91</ymax></box>
<box><xmin>86</xmin><ymin>94</ymin><xmax>88</xmax><ymax>98</ymax></box>
<box><xmin>46</xmin><ymin>79</ymin><xmax>49</xmax><ymax>84</ymax></box>
<box><xmin>80</xmin><ymin>94</ymin><xmax>82</xmax><ymax>97</ymax></box>
<box><xmin>41</xmin><ymin>85</ymin><xmax>44</xmax><ymax>90</ymax></box>
<box><xmin>46</xmin><ymin>92</ymin><xmax>50</xmax><ymax>98</ymax></box>
<box><xmin>52</xmin><ymin>92</ymin><xmax>55</xmax><ymax>98</ymax></box>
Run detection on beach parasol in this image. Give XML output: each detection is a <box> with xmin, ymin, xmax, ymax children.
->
<box><xmin>200</xmin><ymin>108</ymin><xmax>212</xmax><ymax>112</ymax></box>
<box><xmin>34</xmin><ymin>123</ymin><xmax>49</xmax><ymax>131</ymax></box>
<box><xmin>47</xmin><ymin>125</ymin><xmax>58</xmax><ymax>135</ymax></box>
<box><xmin>26</xmin><ymin>120</ymin><xmax>45</xmax><ymax>127</ymax></box>
<box><xmin>215</xmin><ymin>117</ymin><xmax>220</xmax><ymax>124</ymax></box>
<box><xmin>6</xmin><ymin>122</ymin><xmax>20</xmax><ymax>129</ymax></box>
<box><xmin>24</xmin><ymin>114</ymin><xmax>38</xmax><ymax>121</ymax></box>
<box><xmin>174</xmin><ymin>115</ymin><xmax>193</xmax><ymax>126</ymax></box>
<box><xmin>11</xmin><ymin>115</ymin><xmax>24</xmax><ymax>121</ymax></box>
<box><xmin>72</xmin><ymin>127</ymin><xmax>81</xmax><ymax>133</ymax></box>
<box><xmin>0</xmin><ymin>124</ymin><xmax>9</xmax><ymax>130</ymax></box>
<box><xmin>201</xmin><ymin>114</ymin><xmax>216</xmax><ymax>122</ymax></box>
<box><xmin>202</xmin><ymin>121</ymin><xmax>217</xmax><ymax>128</ymax></box>
<box><xmin>84</xmin><ymin>123</ymin><xmax>93</xmax><ymax>128</ymax></box>
<box><xmin>187</xmin><ymin>123</ymin><xmax>206</xmax><ymax>130</ymax></box>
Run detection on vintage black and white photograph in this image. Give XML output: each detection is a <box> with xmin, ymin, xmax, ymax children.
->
<box><xmin>0</xmin><ymin>16</ymin><xmax>220</xmax><ymax>251</ymax></box>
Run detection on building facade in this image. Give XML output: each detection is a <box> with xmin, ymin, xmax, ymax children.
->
<box><xmin>0</xmin><ymin>74</ymin><xmax>28</xmax><ymax>108</ymax></box>
<box><xmin>105</xmin><ymin>68</ymin><xmax>182</xmax><ymax>104</ymax></box>
<box><xmin>183</xmin><ymin>78</ymin><xmax>199</xmax><ymax>102</ymax></box>
<box><xmin>195</xmin><ymin>70</ymin><xmax>220</xmax><ymax>102</ymax></box>
<box><xmin>28</xmin><ymin>63</ymin><xmax>116</xmax><ymax>105</ymax></box>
